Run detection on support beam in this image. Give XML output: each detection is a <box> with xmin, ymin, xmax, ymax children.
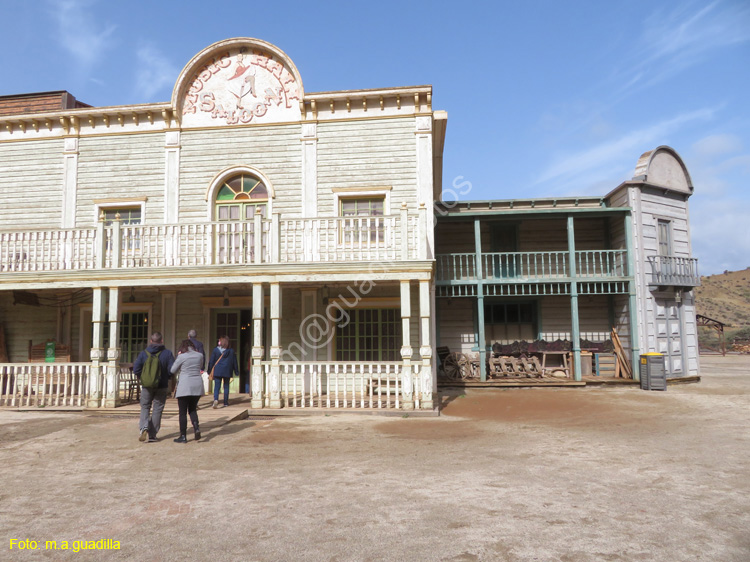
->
<box><xmin>88</xmin><ymin>288</ymin><xmax>106</xmax><ymax>407</ymax></box>
<box><xmin>269</xmin><ymin>283</ymin><xmax>282</xmax><ymax>408</ymax></box>
<box><xmin>624</xmin><ymin>213</ymin><xmax>641</xmax><ymax>380</ymax></box>
<box><xmin>251</xmin><ymin>283</ymin><xmax>265</xmax><ymax>409</ymax></box>
<box><xmin>568</xmin><ymin>215</ymin><xmax>582</xmax><ymax>381</ymax></box>
<box><xmin>474</xmin><ymin>219</ymin><xmax>487</xmax><ymax>381</ymax></box>
<box><xmin>104</xmin><ymin>287</ymin><xmax>121</xmax><ymax>407</ymax></box>
<box><xmin>418</xmin><ymin>280</ymin><xmax>434</xmax><ymax>409</ymax></box>
<box><xmin>400</xmin><ymin>280</ymin><xmax>414</xmax><ymax>410</ymax></box>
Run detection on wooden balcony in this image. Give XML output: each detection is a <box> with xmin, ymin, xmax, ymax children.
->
<box><xmin>0</xmin><ymin>208</ymin><xmax>427</xmax><ymax>275</ymax></box>
<box><xmin>436</xmin><ymin>250</ymin><xmax>628</xmax><ymax>283</ymax></box>
<box><xmin>647</xmin><ymin>255</ymin><xmax>700</xmax><ymax>288</ymax></box>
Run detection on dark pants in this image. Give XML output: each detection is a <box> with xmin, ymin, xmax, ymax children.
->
<box><xmin>177</xmin><ymin>395</ymin><xmax>201</xmax><ymax>435</ymax></box>
<box><xmin>213</xmin><ymin>377</ymin><xmax>230</xmax><ymax>405</ymax></box>
<box><xmin>139</xmin><ymin>387</ymin><xmax>168</xmax><ymax>439</ymax></box>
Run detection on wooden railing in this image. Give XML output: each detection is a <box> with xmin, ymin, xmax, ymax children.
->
<box><xmin>647</xmin><ymin>255</ymin><xmax>700</xmax><ymax>287</ymax></box>
<box><xmin>262</xmin><ymin>361</ymin><xmax>425</xmax><ymax>409</ymax></box>
<box><xmin>0</xmin><ymin>363</ymin><xmax>89</xmax><ymax>407</ymax></box>
<box><xmin>575</xmin><ymin>250</ymin><xmax>627</xmax><ymax>278</ymax></box>
<box><xmin>436</xmin><ymin>250</ymin><xmax>629</xmax><ymax>284</ymax></box>
<box><xmin>0</xmin><ymin>208</ymin><xmax>426</xmax><ymax>273</ymax></box>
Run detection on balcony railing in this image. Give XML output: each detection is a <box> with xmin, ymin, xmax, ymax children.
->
<box><xmin>435</xmin><ymin>250</ymin><xmax>628</xmax><ymax>283</ymax></box>
<box><xmin>647</xmin><ymin>255</ymin><xmax>700</xmax><ymax>287</ymax></box>
<box><xmin>0</xmin><ymin>208</ymin><xmax>427</xmax><ymax>274</ymax></box>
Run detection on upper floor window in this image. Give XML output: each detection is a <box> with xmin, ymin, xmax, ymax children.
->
<box><xmin>103</xmin><ymin>207</ymin><xmax>141</xmax><ymax>226</ymax></box>
<box><xmin>339</xmin><ymin>196</ymin><xmax>385</xmax><ymax>244</ymax></box>
<box><xmin>339</xmin><ymin>197</ymin><xmax>384</xmax><ymax>218</ymax></box>
<box><xmin>215</xmin><ymin>174</ymin><xmax>268</xmax><ymax>221</ymax></box>
<box><xmin>657</xmin><ymin>220</ymin><xmax>671</xmax><ymax>256</ymax></box>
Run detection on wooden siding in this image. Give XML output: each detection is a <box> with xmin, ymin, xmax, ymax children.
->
<box><xmin>0</xmin><ymin>292</ymin><xmax>60</xmax><ymax>362</ymax></box>
<box><xmin>179</xmin><ymin>125</ymin><xmax>302</xmax><ymax>221</ymax></box>
<box><xmin>76</xmin><ymin>134</ymin><xmax>164</xmax><ymax>226</ymax></box>
<box><xmin>317</xmin><ymin>118</ymin><xmax>418</xmax><ymax>216</ymax></box>
<box><xmin>436</xmin><ymin>298</ymin><xmax>476</xmax><ymax>354</ymax></box>
<box><xmin>0</xmin><ymin>140</ymin><xmax>65</xmax><ymax>228</ymax></box>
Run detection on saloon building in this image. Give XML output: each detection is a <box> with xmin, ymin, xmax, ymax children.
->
<box><xmin>0</xmin><ymin>38</ymin><xmax>700</xmax><ymax>411</ymax></box>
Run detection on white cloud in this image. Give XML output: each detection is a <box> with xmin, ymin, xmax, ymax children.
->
<box><xmin>690</xmin><ymin>197</ymin><xmax>750</xmax><ymax>274</ymax></box>
<box><xmin>49</xmin><ymin>0</ymin><xmax>116</xmax><ymax>69</ymax></box>
<box><xmin>134</xmin><ymin>43</ymin><xmax>178</xmax><ymax>101</ymax></box>
<box><xmin>692</xmin><ymin>133</ymin><xmax>743</xmax><ymax>158</ymax></box>
<box><xmin>534</xmin><ymin>107</ymin><xmax>717</xmax><ymax>187</ymax></box>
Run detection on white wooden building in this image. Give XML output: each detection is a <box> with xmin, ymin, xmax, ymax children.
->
<box><xmin>0</xmin><ymin>38</ymin><xmax>700</xmax><ymax>411</ymax></box>
<box><xmin>0</xmin><ymin>38</ymin><xmax>444</xmax><ymax>410</ymax></box>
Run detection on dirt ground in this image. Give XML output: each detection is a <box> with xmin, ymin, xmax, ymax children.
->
<box><xmin>1</xmin><ymin>355</ymin><xmax>749</xmax><ymax>562</ymax></box>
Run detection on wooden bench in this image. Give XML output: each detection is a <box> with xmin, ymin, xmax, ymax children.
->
<box><xmin>28</xmin><ymin>340</ymin><xmax>71</xmax><ymax>363</ymax></box>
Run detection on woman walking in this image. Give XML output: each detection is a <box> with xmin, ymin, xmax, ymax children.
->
<box><xmin>171</xmin><ymin>339</ymin><xmax>205</xmax><ymax>443</ymax></box>
<box><xmin>207</xmin><ymin>335</ymin><xmax>240</xmax><ymax>408</ymax></box>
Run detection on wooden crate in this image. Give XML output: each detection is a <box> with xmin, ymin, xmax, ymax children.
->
<box><xmin>595</xmin><ymin>353</ymin><xmax>617</xmax><ymax>377</ymax></box>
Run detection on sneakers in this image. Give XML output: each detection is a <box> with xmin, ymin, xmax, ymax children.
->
<box><xmin>173</xmin><ymin>435</ymin><xmax>187</xmax><ymax>443</ymax></box>
<box><xmin>139</xmin><ymin>428</ymin><xmax>148</xmax><ymax>442</ymax></box>
<box><xmin>195</xmin><ymin>431</ymin><xmax>202</xmax><ymax>441</ymax></box>
<box><xmin>147</xmin><ymin>437</ymin><xmax>158</xmax><ymax>443</ymax></box>
<box><xmin>212</xmin><ymin>400</ymin><xmax>219</xmax><ymax>409</ymax></box>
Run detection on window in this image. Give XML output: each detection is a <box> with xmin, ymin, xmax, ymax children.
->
<box><xmin>484</xmin><ymin>302</ymin><xmax>536</xmax><ymax>344</ymax></box>
<box><xmin>214</xmin><ymin>173</ymin><xmax>268</xmax><ymax>262</ymax></box>
<box><xmin>339</xmin><ymin>196</ymin><xmax>385</xmax><ymax>244</ymax></box>
<box><xmin>102</xmin><ymin>207</ymin><xmax>141</xmax><ymax>226</ymax></box>
<box><xmin>657</xmin><ymin>220</ymin><xmax>671</xmax><ymax>256</ymax></box>
<box><xmin>335</xmin><ymin>308</ymin><xmax>401</xmax><ymax>361</ymax></box>
<box><xmin>97</xmin><ymin>311</ymin><xmax>150</xmax><ymax>363</ymax></box>
<box><xmin>215</xmin><ymin>174</ymin><xmax>268</xmax><ymax>221</ymax></box>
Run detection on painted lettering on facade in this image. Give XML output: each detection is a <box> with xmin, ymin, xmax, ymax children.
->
<box><xmin>181</xmin><ymin>50</ymin><xmax>300</xmax><ymax>126</ymax></box>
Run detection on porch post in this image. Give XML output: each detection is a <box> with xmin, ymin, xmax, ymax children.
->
<box><xmin>104</xmin><ymin>287</ymin><xmax>121</xmax><ymax>408</ymax></box>
<box><xmin>269</xmin><ymin>282</ymin><xmax>282</xmax><ymax>409</ymax></box>
<box><xmin>474</xmin><ymin>219</ymin><xmax>487</xmax><ymax>381</ymax></box>
<box><xmin>251</xmin><ymin>283</ymin><xmax>265</xmax><ymax>409</ymax></box>
<box><xmin>419</xmin><ymin>280</ymin><xmax>434</xmax><ymax>410</ymax></box>
<box><xmin>624</xmin><ymin>213</ymin><xmax>640</xmax><ymax>380</ymax></box>
<box><xmin>400</xmin><ymin>280</ymin><xmax>414</xmax><ymax>410</ymax></box>
<box><xmin>567</xmin><ymin>215</ymin><xmax>582</xmax><ymax>381</ymax></box>
<box><xmin>87</xmin><ymin>287</ymin><xmax>106</xmax><ymax>407</ymax></box>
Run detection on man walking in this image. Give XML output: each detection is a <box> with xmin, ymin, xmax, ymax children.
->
<box><xmin>133</xmin><ymin>332</ymin><xmax>175</xmax><ymax>442</ymax></box>
<box><xmin>188</xmin><ymin>329</ymin><xmax>205</xmax><ymax>369</ymax></box>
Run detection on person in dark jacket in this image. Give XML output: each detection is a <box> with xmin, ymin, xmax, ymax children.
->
<box><xmin>187</xmin><ymin>329</ymin><xmax>206</xmax><ymax>370</ymax></box>
<box><xmin>207</xmin><ymin>335</ymin><xmax>239</xmax><ymax>408</ymax></box>
<box><xmin>133</xmin><ymin>332</ymin><xmax>175</xmax><ymax>442</ymax></box>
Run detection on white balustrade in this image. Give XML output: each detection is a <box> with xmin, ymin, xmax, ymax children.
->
<box><xmin>0</xmin><ymin>363</ymin><xmax>89</xmax><ymax>407</ymax></box>
<box><xmin>0</xmin><ymin>229</ymin><xmax>97</xmax><ymax>272</ymax></box>
<box><xmin>262</xmin><ymin>361</ymin><xmax>403</xmax><ymax>409</ymax></box>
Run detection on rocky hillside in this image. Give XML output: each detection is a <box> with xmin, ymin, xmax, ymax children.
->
<box><xmin>694</xmin><ymin>268</ymin><xmax>750</xmax><ymax>327</ymax></box>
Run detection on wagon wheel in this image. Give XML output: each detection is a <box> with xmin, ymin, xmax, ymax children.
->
<box><xmin>442</xmin><ymin>353</ymin><xmax>463</xmax><ymax>380</ymax></box>
<box><xmin>453</xmin><ymin>353</ymin><xmax>472</xmax><ymax>380</ymax></box>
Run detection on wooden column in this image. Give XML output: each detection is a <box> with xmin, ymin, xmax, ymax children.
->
<box><xmin>624</xmin><ymin>213</ymin><xmax>641</xmax><ymax>380</ymax></box>
<box><xmin>400</xmin><ymin>280</ymin><xmax>414</xmax><ymax>410</ymax></box>
<box><xmin>251</xmin><ymin>283</ymin><xmax>265</xmax><ymax>409</ymax></box>
<box><xmin>104</xmin><ymin>287</ymin><xmax>121</xmax><ymax>407</ymax></box>
<box><xmin>474</xmin><ymin>219</ymin><xmax>487</xmax><ymax>381</ymax></box>
<box><xmin>88</xmin><ymin>287</ymin><xmax>106</xmax><ymax>407</ymax></box>
<box><xmin>419</xmin><ymin>280</ymin><xmax>433</xmax><ymax>409</ymax></box>
<box><xmin>567</xmin><ymin>215</ymin><xmax>582</xmax><ymax>381</ymax></box>
<box><xmin>269</xmin><ymin>282</ymin><xmax>282</xmax><ymax>408</ymax></box>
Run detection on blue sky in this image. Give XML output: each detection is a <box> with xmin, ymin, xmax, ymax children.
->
<box><xmin>1</xmin><ymin>0</ymin><xmax>748</xmax><ymax>274</ymax></box>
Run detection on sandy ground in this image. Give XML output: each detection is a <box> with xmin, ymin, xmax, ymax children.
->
<box><xmin>1</xmin><ymin>355</ymin><xmax>749</xmax><ymax>562</ymax></box>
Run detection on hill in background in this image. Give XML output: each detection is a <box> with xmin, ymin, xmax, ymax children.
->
<box><xmin>694</xmin><ymin>267</ymin><xmax>750</xmax><ymax>327</ymax></box>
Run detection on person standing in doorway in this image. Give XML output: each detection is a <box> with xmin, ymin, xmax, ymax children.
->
<box><xmin>207</xmin><ymin>335</ymin><xmax>239</xmax><ymax>408</ymax></box>
<box><xmin>133</xmin><ymin>332</ymin><xmax>175</xmax><ymax>442</ymax></box>
<box><xmin>171</xmin><ymin>339</ymin><xmax>205</xmax><ymax>443</ymax></box>
<box><xmin>187</xmin><ymin>329</ymin><xmax>206</xmax><ymax>370</ymax></box>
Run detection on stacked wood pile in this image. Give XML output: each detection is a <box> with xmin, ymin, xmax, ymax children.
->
<box><xmin>611</xmin><ymin>328</ymin><xmax>633</xmax><ymax>378</ymax></box>
<box><xmin>731</xmin><ymin>339</ymin><xmax>750</xmax><ymax>354</ymax></box>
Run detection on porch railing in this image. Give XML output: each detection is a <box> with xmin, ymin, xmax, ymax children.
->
<box><xmin>0</xmin><ymin>208</ymin><xmax>426</xmax><ymax>274</ymax></box>
<box><xmin>647</xmin><ymin>255</ymin><xmax>700</xmax><ymax>287</ymax></box>
<box><xmin>436</xmin><ymin>249</ymin><xmax>630</xmax><ymax>284</ymax></box>
<box><xmin>0</xmin><ymin>363</ymin><xmax>89</xmax><ymax>407</ymax></box>
<box><xmin>262</xmin><ymin>361</ymin><xmax>427</xmax><ymax>409</ymax></box>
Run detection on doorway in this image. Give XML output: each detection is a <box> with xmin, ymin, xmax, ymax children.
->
<box><xmin>211</xmin><ymin>308</ymin><xmax>253</xmax><ymax>393</ymax></box>
<box><xmin>654</xmin><ymin>298</ymin><xmax>684</xmax><ymax>377</ymax></box>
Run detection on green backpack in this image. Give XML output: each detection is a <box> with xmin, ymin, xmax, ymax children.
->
<box><xmin>140</xmin><ymin>350</ymin><xmax>163</xmax><ymax>389</ymax></box>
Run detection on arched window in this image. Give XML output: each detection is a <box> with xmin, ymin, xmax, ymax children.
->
<box><xmin>215</xmin><ymin>174</ymin><xmax>268</xmax><ymax>221</ymax></box>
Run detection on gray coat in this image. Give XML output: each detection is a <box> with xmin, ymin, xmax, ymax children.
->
<box><xmin>171</xmin><ymin>350</ymin><xmax>205</xmax><ymax>398</ymax></box>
